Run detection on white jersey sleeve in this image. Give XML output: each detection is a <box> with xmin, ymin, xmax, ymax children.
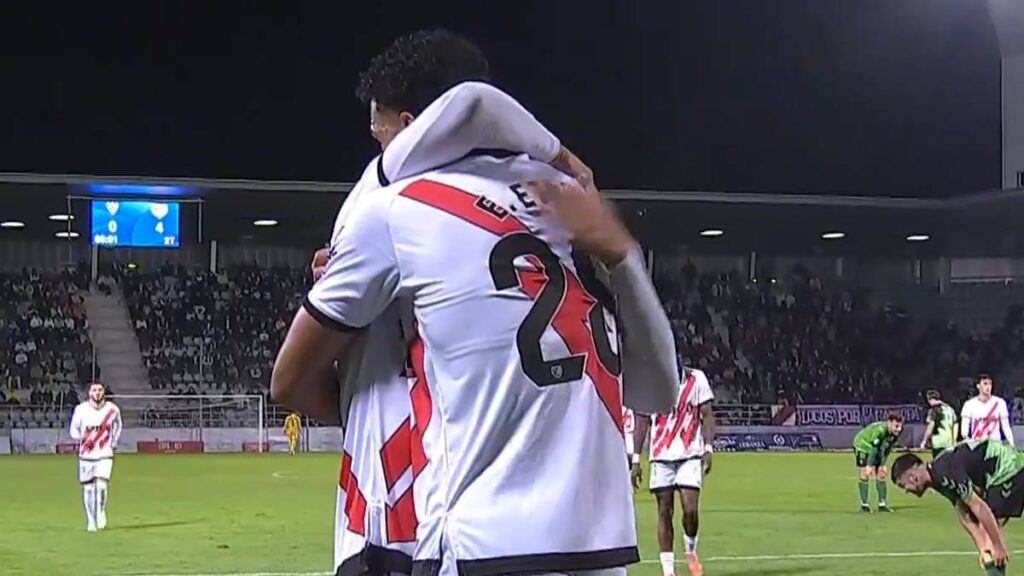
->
<box><xmin>1000</xmin><ymin>397</ymin><xmax>1015</xmax><ymax>445</ymax></box>
<box><xmin>305</xmin><ymin>194</ymin><xmax>401</xmax><ymax>330</ymax></box>
<box><xmin>379</xmin><ymin>81</ymin><xmax>560</xmax><ymax>185</ymax></box>
<box><xmin>109</xmin><ymin>404</ymin><xmax>123</xmax><ymax>449</ymax></box>
<box><xmin>69</xmin><ymin>405</ymin><xmax>84</xmax><ymax>441</ymax></box>
<box><xmin>694</xmin><ymin>371</ymin><xmax>714</xmax><ymax>406</ymax></box>
<box><xmin>960</xmin><ymin>399</ymin><xmax>975</xmax><ymax>440</ymax></box>
<box><xmin>622</xmin><ymin>407</ymin><xmax>635</xmax><ymax>456</ymax></box>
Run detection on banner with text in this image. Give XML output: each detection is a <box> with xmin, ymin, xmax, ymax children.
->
<box><xmin>777</xmin><ymin>404</ymin><xmax>926</xmax><ymax>427</ymax></box>
<box><xmin>713</xmin><ymin>432</ymin><xmax>822</xmax><ymax>452</ymax></box>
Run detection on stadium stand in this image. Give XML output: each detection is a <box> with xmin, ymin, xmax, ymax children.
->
<box><xmin>5</xmin><ymin>255</ymin><xmax>1024</xmax><ymax>429</ymax></box>
<box><xmin>0</xmin><ymin>268</ymin><xmax>95</xmax><ymax>428</ymax></box>
<box><xmin>119</xmin><ymin>264</ymin><xmax>307</xmax><ymax>425</ymax></box>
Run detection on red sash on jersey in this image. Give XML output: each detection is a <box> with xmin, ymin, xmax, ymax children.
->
<box><xmin>81</xmin><ymin>409</ymin><xmax>117</xmax><ymax>453</ymax></box>
<box><xmin>651</xmin><ymin>372</ymin><xmax>698</xmax><ymax>456</ymax></box>
<box><xmin>973</xmin><ymin>402</ymin><xmax>1001</xmax><ymax>439</ymax></box>
<box><xmin>400</xmin><ymin>179</ymin><xmax>624</xmax><ymax>432</ymax></box>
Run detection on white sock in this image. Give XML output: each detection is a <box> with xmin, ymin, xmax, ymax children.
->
<box><xmin>96</xmin><ymin>479</ymin><xmax>109</xmax><ymax>523</ymax></box>
<box><xmin>660</xmin><ymin>551</ymin><xmax>675</xmax><ymax>576</ymax></box>
<box><xmin>684</xmin><ymin>534</ymin><xmax>698</xmax><ymax>555</ymax></box>
<box><xmin>83</xmin><ymin>483</ymin><xmax>97</xmax><ymax>528</ymax></box>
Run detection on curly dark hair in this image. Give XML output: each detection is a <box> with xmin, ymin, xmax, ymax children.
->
<box><xmin>355</xmin><ymin>28</ymin><xmax>489</xmax><ymax>115</ymax></box>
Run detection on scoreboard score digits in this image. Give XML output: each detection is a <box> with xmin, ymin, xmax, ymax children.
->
<box><xmin>90</xmin><ymin>200</ymin><xmax>181</xmax><ymax>247</ymax></box>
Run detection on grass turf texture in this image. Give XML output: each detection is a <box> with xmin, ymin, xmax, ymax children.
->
<box><xmin>0</xmin><ymin>452</ymin><xmax>1019</xmax><ymax>576</ymax></box>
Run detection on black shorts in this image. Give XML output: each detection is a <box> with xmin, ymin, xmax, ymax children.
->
<box><xmin>984</xmin><ymin>470</ymin><xmax>1024</xmax><ymax>520</ymax></box>
<box><xmin>855</xmin><ymin>450</ymin><xmax>884</xmax><ymax>469</ymax></box>
<box><xmin>931</xmin><ymin>447</ymin><xmax>946</xmax><ymax>459</ymax></box>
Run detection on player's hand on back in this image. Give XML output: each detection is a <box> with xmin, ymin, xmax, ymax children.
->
<box><xmin>311</xmin><ymin>247</ymin><xmax>330</xmax><ymax>281</ymax></box>
<box><xmin>523</xmin><ymin>179</ymin><xmax>635</xmax><ymax>267</ymax></box>
<box><xmin>548</xmin><ymin>146</ymin><xmax>595</xmax><ymax>192</ymax></box>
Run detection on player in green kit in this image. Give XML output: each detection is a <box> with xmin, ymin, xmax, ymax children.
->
<box><xmin>921</xmin><ymin>389</ymin><xmax>958</xmax><ymax>458</ymax></box>
<box><xmin>852</xmin><ymin>414</ymin><xmax>904</xmax><ymax>512</ymax></box>
<box><xmin>893</xmin><ymin>440</ymin><xmax>1024</xmax><ymax>575</ymax></box>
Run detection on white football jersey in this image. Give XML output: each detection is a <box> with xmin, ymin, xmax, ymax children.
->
<box><xmin>69</xmin><ymin>401</ymin><xmax>122</xmax><ymax>460</ymax></box>
<box><xmin>961</xmin><ymin>395</ymin><xmax>1014</xmax><ymax>443</ymax></box>
<box><xmin>328</xmin><ymin>81</ymin><xmax>563</xmax><ymax>576</ymax></box>
<box><xmin>623</xmin><ymin>407</ymin><xmax>636</xmax><ymax>455</ymax></box>
<box><xmin>333</xmin><ymin>162</ymin><xmax>418</xmax><ymax>576</ymax></box>
<box><xmin>307</xmin><ymin>154</ymin><xmax>637</xmax><ymax>575</ymax></box>
<box><xmin>648</xmin><ymin>369</ymin><xmax>713</xmax><ymax>462</ymax></box>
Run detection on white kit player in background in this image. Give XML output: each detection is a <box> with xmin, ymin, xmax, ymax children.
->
<box><xmin>633</xmin><ymin>368</ymin><xmax>716</xmax><ymax>576</ymax></box>
<box><xmin>274</xmin><ymin>162</ymin><xmax>679</xmax><ymax>574</ymax></box>
<box><xmin>623</xmin><ymin>407</ymin><xmax>637</xmax><ymax>471</ymax></box>
<box><xmin>961</xmin><ymin>374</ymin><xmax>1015</xmax><ymax>446</ymax></box>
<box><xmin>69</xmin><ymin>382</ymin><xmax>122</xmax><ymax>532</ymax></box>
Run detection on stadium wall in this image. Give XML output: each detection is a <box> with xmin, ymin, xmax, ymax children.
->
<box><xmin>6</xmin><ymin>425</ymin><xmax>1022</xmax><ymax>455</ymax></box>
<box><xmin>6</xmin><ymin>427</ymin><xmax>343</xmax><ymax>454</ymax></box>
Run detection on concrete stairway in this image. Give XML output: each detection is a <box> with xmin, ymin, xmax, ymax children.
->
<box><xmin>83</xmin><ymin>285</ymin><xmax>152</xmax><ymax>402</ymax></box>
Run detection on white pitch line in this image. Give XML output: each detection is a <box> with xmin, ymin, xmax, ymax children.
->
<box><xmin>119</xmin><ymin>548</ymin><xmax>1024</xmax><ymax>576</ymax></box>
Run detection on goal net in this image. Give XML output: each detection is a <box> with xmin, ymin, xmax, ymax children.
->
<box><xmin>111</xmin><ymin>394</ymin><xmax>267</xmax><ymax>453</ymax></box>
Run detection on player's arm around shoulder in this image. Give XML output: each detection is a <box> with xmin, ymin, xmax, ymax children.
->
<box><xmin>525</xmin><ymin>180</ymin><xmax>679</xmax><ymax>414</ymax></box>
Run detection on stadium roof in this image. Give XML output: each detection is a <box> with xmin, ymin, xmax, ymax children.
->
<box><xmin>0</xmin><ymin>172</ymin><xmax>1022</xmax><ymax>256</ymax></box>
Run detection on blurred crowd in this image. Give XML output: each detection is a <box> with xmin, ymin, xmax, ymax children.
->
<box><xmin>0</xmin><ymin>268</ymin><xmax>95</xmax><ymax>427</ymax></box>
<box><xmin>121</xmin><ymin>264</ymin><xmax>307</xmax><ymax>399</ymax></box>
<box><xmin>658</xmin><ymin>262</ymin><xmax>1024</xmax><ymax>406</ymax></box>
<box><xmin>4</xmin><ymin>258</ymin><xmax>1024</xmax><ymax>429</ymax></box>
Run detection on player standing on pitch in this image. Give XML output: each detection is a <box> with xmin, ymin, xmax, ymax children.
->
<box><xmin>921</xmin><ymin>389</ymin><xmax>958</xmax><ymax>457</ymax></box>
<box><xmin>632</xmin><ymin>367</ymin><xmax>716</xmax><ymax>576</ymax></box>
<box><xmin>69</xmin><ymin>382</ymin><xmax>122</xmax><ymax>532</ymax></box>
<box><xmin>893</xmin><ymin>439</ymin><xmax>1024</xmax><ymax>575</ymax></box>
<box><xmin>962</xmin><ymin>374</ymin><xmax>1015</xmax><ymax>446</ymax></box>
<box><xmin>852</xmin><ymin>414</ymin><xmax>903</xmax><ymax>512</ymax></box>
<box><xmin>283</xmin><ymin>412</ymin><xmax>301</xmax><ymax>455</ymax></box>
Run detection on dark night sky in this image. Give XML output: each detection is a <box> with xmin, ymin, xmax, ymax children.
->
<box><xmin>0</xmin><ymin>1</ymin><xmax>1003</xmax><ymax>197</ymax></box>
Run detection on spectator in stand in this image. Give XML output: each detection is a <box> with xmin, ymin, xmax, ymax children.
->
<box><xmin>122</xmin><ymin>264</ymin><xmax>307</xmax><ymax>406</ymax></box>
<box><xmin>0</xmin><ymin>268</ymin><xmax>94</xmax><ymax>422</ymax></box>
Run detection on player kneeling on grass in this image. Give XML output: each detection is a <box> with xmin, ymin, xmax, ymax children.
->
<box><xmin>69</xmin><ymin>382</ymin><xmax>122</xmax><ymax>532</ymax></box>
<box><xmin>893</xmin><ymin>439</ymin><xmax>1024</xmax><ymax>575</ymax></box>
<box><xmin>852</xmin><ymin>413</ymin><xmax>903</xmax><ymax>512</ymax></box>
<box><xmin>633</xmin><ymin>368</ymin><xmax>715</xmax><ymax>576</ymax></box>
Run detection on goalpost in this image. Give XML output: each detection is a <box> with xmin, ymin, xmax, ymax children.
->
<box><xmin>110</xmin><ymin>394</ymin><xmax>267</xmax><ymax>453</ymax></box>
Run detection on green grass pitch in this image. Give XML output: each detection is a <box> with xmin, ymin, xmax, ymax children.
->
<box><xmin>0</xmin><ymin>452</ymin><xmax>1019</xmax><ymax>576</ymax></box>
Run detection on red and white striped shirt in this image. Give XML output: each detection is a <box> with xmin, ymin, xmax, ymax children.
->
<box><xmin>69</xmin><ymin>401</ymin><xmax>122</xmax><ymax>460</ymax></box>
<box><xmin>307</xmin><ymin>154</ymin><xmax>637</xmax><ymax>573</ymax></box>
<box><xmin>961</xmin><ymin>395</ymin><xmax>1014</xmax><ymax>444</ymax></box>
<box><xmin>648</xmin><ymin>369</ymin><xmax>713</xmax><ymax>462</ymax></box>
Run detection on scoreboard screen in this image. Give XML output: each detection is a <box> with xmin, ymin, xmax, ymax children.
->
<box><xmin>90</xmin><ymin>200</ymin><xmax>181</xmax><ymax>247</ymax></box>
